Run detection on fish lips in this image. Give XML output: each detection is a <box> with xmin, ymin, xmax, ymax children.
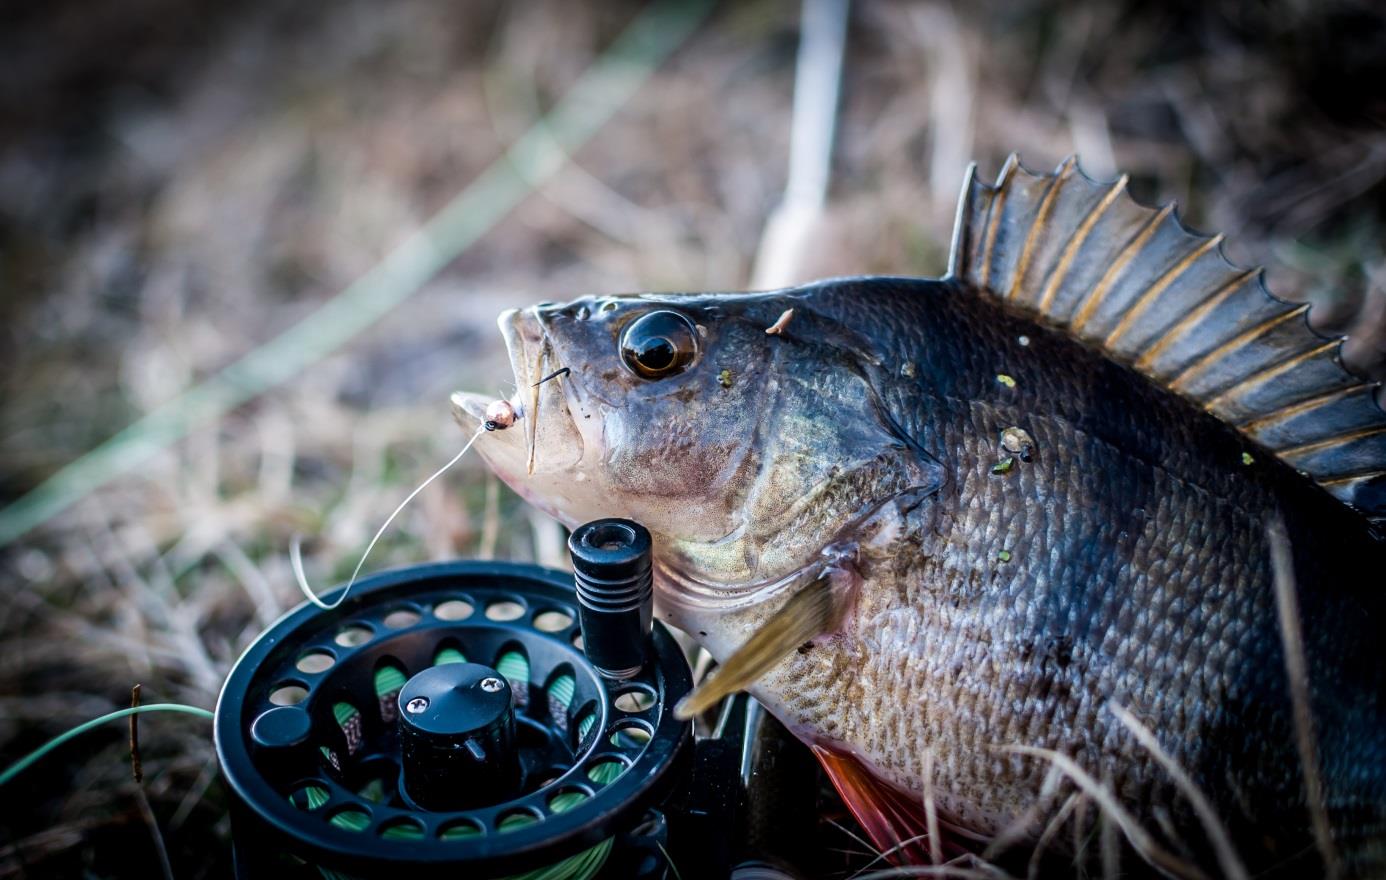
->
<box><xmin>451</xmin><ymin>306</ymin><xmax>587</xmax><ymax>483</ymax></box>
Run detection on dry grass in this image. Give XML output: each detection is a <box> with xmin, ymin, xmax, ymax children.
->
<box><xmin>1</xmin><ymin>0</ymin><xmax>1383</xmax><ymax>876</ymax></box>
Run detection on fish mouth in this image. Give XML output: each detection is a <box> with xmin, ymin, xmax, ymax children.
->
<box><xmin>500</xmin><ymin>307</ymin><xmax>542</xmax><ymax>474</ymax></box>
<box><xmin>451</xmin><ymin>306</ymin><xmax>586</xmax><ymax>499</ymax></box>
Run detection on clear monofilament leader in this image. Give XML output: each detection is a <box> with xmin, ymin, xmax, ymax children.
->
<box><xmin>291</xmin><ymin>391</ymin><xmax>522</xmax><ymax>610</ymax></box>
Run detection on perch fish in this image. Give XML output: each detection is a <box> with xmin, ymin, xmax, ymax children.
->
<box><xmin>453</xmin><ymin>157</ymin><xmax>1386</xmax><ymax>877</ymax></box>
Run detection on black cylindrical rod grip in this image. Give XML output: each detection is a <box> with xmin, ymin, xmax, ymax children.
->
<box><xmin>568</xmin><ymin>518</ymin><xmax>654</xmax><ymax>679</ymax></box>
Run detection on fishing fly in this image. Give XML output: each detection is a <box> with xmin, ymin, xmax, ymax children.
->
<box><xmin>485</xmin><ymin>399</ymin><xmax>517</xmax><ymax>431</ymax></box>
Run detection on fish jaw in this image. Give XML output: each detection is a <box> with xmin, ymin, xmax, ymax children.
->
<box><xmin>448</xmin><ymin>390</ymin><xmax>539</xmax><ymax>509</ymax></box>
<box><xmin>450</xmin><ymin>308</ymin><xmax>607</xmax><ymax>526</ymax></box>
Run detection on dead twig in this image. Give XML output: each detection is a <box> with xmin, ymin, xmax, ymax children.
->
<box><xmin>129</xmin><ymin>685</ymin><xmax>142</xmax><ymax>784</ymax></box>
<box><xmin>129</xmin><ymin>684</ymin><xmax>175</xmax><ymax>880</ymax></box>
<box><xmin>1108</xmin><ymin>702</ymin><xmax>1249</xmax><ymax>880</ymax></box>
<box><xmin>1268</xmin><ymin>516</ymin><xmax>1340</xmax><ymax>880</ymax></box>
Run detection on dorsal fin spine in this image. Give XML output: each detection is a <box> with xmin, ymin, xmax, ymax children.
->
<box><xmin>1322</xmin><ymin>469</ymin><xmax>1386</xmax><ymax>487</ymax></box>
<box><xmin>1279</xmin><ymin>425</ymin><xmax>1386</xmax><ymax>461</ymax></box>
<box><xmin>1008</xmin><ymin>156</ymin><xmax>1076</xmax><ymax>300</ymax></box>
<box><xmin>976</xmin><ymin>156</ymin><xmax>1020</xmax><ymax>289</ymax></box>
<box><xmin>948</xmin><ymin>155</ymin><xmax>1386</xmax><ymax>519</ymax></box>
<box><xmin>1203</xmin><ymin>339</ymin><xmax>1342</xmax><ymax>411</ymax></box>
<box><xmin>944</xmin><ymin>163</ymin><xmax>978</xmax><ymax>281</ymax></box>
<box><xmin>1169</xmin><ymin>304</ymin><xmax>1311</xmax><ymax>393</ymax></box>
<box><xmin>1237</xmin><ymin>383</ymin><xmax>1374</xmax><ymax>432</ymax></box>
<box><xmin>1104</xmin><ymin>234</ymin><xmax>1224</xmax><ymax>348</ymax></box>
<box><xmin>1134</xmin><ymin>268</ymin><xmax>1259</xmax><ymax>371</ymax></box>
<box><xmin>1036</xmin><ymin>174</ymin><xmax>1130</xmax><ymax>313</ymax></box>
<box><xmin>1070</xmin><ymin>203</ymin><xmax>1174</xmax><ymax>332</ymax></box>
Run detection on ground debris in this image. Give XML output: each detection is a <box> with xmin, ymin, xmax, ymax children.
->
<box><xmin>1000</xmin><ymin>426</ymin><xmax>1035</xmax><ymax>462</ymax></box>
<box><xmin>765</xmin><ymin>309</ymin><xmax>796</xmax><ymax>336</ymax></box>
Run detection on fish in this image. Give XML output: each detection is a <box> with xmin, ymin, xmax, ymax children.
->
<box><xmin>452</xmin><ymin>156</ymin><xmax>1386</xmax><ymax>878</ymax></box>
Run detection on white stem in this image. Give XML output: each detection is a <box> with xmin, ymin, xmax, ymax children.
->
<box><xmin>751</xmin><ymin>0</ymin><xmax>850</xmax><ymax>290</ymax></box>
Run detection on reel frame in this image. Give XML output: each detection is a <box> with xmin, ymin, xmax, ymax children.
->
<box><xmin>215</xmin><ymin>560</ymin><xmax>692</xmax><ymax>877</ymax></box>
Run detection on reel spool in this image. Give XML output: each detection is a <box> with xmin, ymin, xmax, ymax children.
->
<box><xmin>215</xmin><ymin>520</ymin><xmax>692</xmax><ymax>879</ymax></box>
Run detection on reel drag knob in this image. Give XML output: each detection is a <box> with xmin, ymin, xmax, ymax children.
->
<box><xmin>568</xmin><ymin>518</ymin><xmax>654</xmax><ymax>680</ymax></box>
<box><xmin>397</xmin><ymin>662</ymin><xmax>519</xmax><ymax>810</ymax></box>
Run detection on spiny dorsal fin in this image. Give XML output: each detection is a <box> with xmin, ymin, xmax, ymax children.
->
<box><xmin>947</xmin><ymin>155</ymin><xmax>1386</xmax><ymax>520</ymax></box>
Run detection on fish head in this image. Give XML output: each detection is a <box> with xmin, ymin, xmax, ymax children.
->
<box><xmin>452</xmin><ymin>293</ymin><xmax>783</xmax><ymax>556</ymax></box>
<box><xmin>453</xmin><ymin>287</ymin><xmax>942</xmax><ymax>655</ymax></box>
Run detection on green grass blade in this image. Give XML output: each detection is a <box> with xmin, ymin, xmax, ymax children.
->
<box><xmin>0</xmin><ymin>0</ymin><xmax>715</xmax><ymax>548</ymax></box>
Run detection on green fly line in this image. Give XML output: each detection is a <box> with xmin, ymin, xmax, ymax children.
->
<box><xmin>293</xmin><ymin>653</ymin><xmax>623</xmax><ymax>880</ymax></box>
<box><xmin>294</xmin><ymin>763</ymin><xmax>619</xmax><ymax>879</ymax></box>
<box><xmin>577</xmin><ymin>712</ymin><xmax>597</xmax><ymax>743</ymax></box>
<box><xmin>546</xmin><ymin>672</ymin><xmax>576</xmax><ymax>730</ymax></box>
<box><xmin>0</xmin><ymin>701</ymin><xmax>627</xmax><ymax>879</ymax></box>
<box><xmin>496</xmin><ymin>648</ymin><xmax>532</xmax><ymax>715</ymax></box>
<box><xmin>373</xmin><ymin>664</ymin><xmax>408</xmax><ymax>695</ymax></box>
<box><xmin>326</xmin><ymin>662</ymin><xmax>409</xmax><ymax>754</ymax></box>
<box><xmin>434</xmin><ymin>645</ymin><xmax>467</xmax><ymax>665</ymax></box>
<box><xmin>496</xmin><ymin>650</ymin><xmax>531</xmax><ymax>688</ymax></box>
<box><xmin>373</xmin><ymin>663</ymin><xmax>408</xmax><ymax>719</ymax></box>
<box><xmin>546</xmin><ymin>673</ymin><xmax>575</xmax><ymax>709</ymax></box>
<box><xmin>0</xmin><ymin>653</ymin><xmax>622</xmax><ymax>880</ymax></box>
<box><xmin>0</xmin><ymin>703</ymin><xmax>214</xmax><ymax>788</ymax></box>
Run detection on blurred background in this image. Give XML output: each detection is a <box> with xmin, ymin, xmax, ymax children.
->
<box><xmin>1</xmin><ymin>0</ymin><xmax>1383</xmax><ymax>875</ymax></box>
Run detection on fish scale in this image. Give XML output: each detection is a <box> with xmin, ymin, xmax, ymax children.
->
<box><xmin>823</xmin><ymin>282</ymin><xmax>1364</xmax><ymax>858</ymax></box>
<box><xmin>805</xmin><ymin>284</ymin><xmax>1363</xmax><ymax>850</ymax></box>
<box><xmin>773</xmin><ymin>398</ymin><xmax>1276</xmax><ymax>833</ymax></box>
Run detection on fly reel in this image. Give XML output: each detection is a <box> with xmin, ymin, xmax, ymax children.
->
<box><xmin>215</xmin><ymin>520</ymin><xmax>692</xmax><ymax>879</ymax></box>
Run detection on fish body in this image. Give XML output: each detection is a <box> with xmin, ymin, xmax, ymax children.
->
<box><xmin>454</xmin><ymin>159</ymin><xmax>1386</xmax><ymax>877</ymax></box>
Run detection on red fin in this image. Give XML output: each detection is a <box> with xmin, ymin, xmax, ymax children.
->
<box><xmin>812</xmin><ymin>743</ymin><xmax>948</xmax><ymax>865</ymax></box>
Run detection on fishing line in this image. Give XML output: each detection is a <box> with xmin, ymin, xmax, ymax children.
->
<box><xmin>0</xmin><ymin>704</ymin><xmax>214</xmax><ymax>788</ymax></box>
<box><xmin>280</xmin><ymin>415</ymin><xmax>631</xmax><ymax>880</ymax></box>
<box><xmin>291</xmin><ymin>426</ymin><xmax>487</xmax><ymax>610</ymax></box>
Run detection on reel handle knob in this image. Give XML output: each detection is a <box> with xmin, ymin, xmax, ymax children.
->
<box><xmin>397</xmin><ymin>663</ymin><xmax>520</xmax><ymax>810</ymax></box>
<box><xmin>568</xmin><ymin>518</ymin><xmax>654</xmax><ymax>680</ymax></box>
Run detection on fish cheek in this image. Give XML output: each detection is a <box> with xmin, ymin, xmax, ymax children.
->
<box><xmin>609</xmin><ymin>416</ymin><xmax>749</xmax><ymax>494</ymax></box>
<box><xmin>599</xmin><ymin>393</ymin><xmax>759</xmax><ymax>533</ymax></box>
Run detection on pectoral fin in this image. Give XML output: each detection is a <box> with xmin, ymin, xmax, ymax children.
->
<box><xmin>674</xmin><ymin>574</ymin><xmax>836</xmax><ymax>720</ymax></box>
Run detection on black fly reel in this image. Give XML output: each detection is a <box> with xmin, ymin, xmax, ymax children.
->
<box><xmin>215</xmin><ymin>520</ymin><xmax>692</xmax><ymax>879</ymax></box>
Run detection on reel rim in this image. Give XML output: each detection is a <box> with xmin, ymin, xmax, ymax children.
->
<box><xmin>215</xmin><ymin>560</ymin><xmax>692</xmax><ymax>876</ymax></box>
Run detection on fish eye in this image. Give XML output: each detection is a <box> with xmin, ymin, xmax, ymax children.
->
<box><xmin>620</xmin><ymin>310</ymin><xmax>699</xmax><ymax>380</ymax></box>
